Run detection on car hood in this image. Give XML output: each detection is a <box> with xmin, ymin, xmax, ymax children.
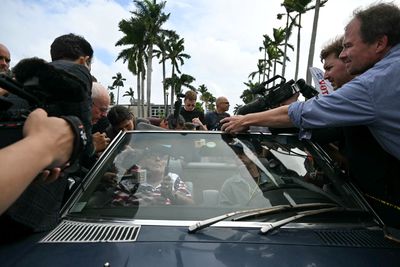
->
<box><xmin>1</xmin><ymin>224</ymin><xmax>399</xmax><ymax>267</ymax></box>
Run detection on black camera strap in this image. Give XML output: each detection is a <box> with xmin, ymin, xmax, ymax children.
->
<box><xmin>60</xmin><ymin>115</ymin><xmax>88</xmax><ymax>173</ymax></box>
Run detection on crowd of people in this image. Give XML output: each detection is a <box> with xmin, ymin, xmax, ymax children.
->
<box><xmin>0</xmin><ymin>1</ymin><xmax>399</xmax><ymax>242</ymax></box>
<box><xmin>222</xmin><ymin>2</ymin><xmax>400</xmax><ymax>227</ymax></box>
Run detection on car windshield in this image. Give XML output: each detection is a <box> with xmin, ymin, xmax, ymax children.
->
<box><xmin>68</xmin><ymin>131</ymin><xmax>360</xmax><ymax>221</ymax></box>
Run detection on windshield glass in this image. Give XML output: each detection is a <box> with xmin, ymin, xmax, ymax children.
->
<box><xmin>68</xmin><ymin>131</ymin><xmax>359</xmax><ymax>220</ymax></box>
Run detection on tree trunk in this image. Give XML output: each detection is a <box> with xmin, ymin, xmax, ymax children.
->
<box><xmin>141</xmin><ymin>71</ymin><xmax>145</xmax><ymax>117</ymax></box>
<box><xmin>306</xmin><ymin>0</ymin><xmax>321</xmax><ymax>85</ymax></box>
<box><xmin>170</xmin><ymin>64</ymin><xmax>176</xmax><ymax>114</ymax></box>
<box><xmin>116</xmin><ymin>86</ymin><xmax>120</xmax><ymax>105</ymax></box>
<box><xmin>146</xmin><ymin>45</ymin><xmax>153</xmax><ymax>117</ymax></box>
<box><xmin>281</xmin><ymin>12</ymin><xmax>290</xmax><ymax>77</ymax></box>
<box><xmin>162</xmin><ymin>57</ymin><xmax>167</xmax><ymax>116</ymax></box>
<box><xmin>294</xmin><ymin>14</ymin><xmax>302</xmax><ymax>81</ymax></box>
<box><xmin>136</xmin><ymin>72</ymin><xmax>141</xmax><ymax>117</ymax></box>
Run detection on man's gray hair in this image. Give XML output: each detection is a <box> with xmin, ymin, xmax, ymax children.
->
<box><xmin>91</xmin><ymin>82</ymin><xmax>108</xmax><ymax>100</ymax></box>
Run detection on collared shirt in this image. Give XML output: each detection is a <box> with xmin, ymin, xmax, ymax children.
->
<box><xmin>289</xmin><ymin>44</ymin><xmax>400</xmax><ymax>160</ymax></box>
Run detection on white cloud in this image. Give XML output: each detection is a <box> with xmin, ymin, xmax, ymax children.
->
<box><xmin>1</xmin><ymin>0</ymin><xmax>396</xmax><ymax>113</ymax></box>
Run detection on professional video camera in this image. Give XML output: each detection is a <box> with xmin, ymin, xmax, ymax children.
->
<box><xmin>0</xmin><ymin>57</ymin><xmax>92</xmax><ymax>172</ymax></box>
<box><xmin>237</xmin><ymin>75</ymin><xmax>319</xmax><ymax>115</ymax></box>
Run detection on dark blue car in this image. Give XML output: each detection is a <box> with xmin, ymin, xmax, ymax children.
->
<box><xmin>1</xmin><ymin>131</ymin><xmax>399</xmax><ymax>266</ymax></box>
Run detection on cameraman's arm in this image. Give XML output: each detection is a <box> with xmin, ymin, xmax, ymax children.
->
<box><xmin>0</xmin><ymin>109</ymin><xmax>74</xmax><ymax>214</ymax></box>
<box><xmin>221</xmin><ymin>105</ymin><xmax>293</xmax><ymax>133</ymax></box>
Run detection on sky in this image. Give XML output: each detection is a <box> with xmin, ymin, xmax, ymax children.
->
<box><xmin>1</xmin><ymin>0</ymin><xmax>394</xmax><ymax>114</ymax></box>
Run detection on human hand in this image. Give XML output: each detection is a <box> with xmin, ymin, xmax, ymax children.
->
<box><xmin>23</xmin><ymin>108</ymin><xmax>74</xmax><ymax>169</ymax></box>
<box><xmin>192</xmin><ymin>118</ymin><xmax>207</xmax><ymax>130</ymax></box>
<box><xmin>220</xmin><ymin>115</ymin><xmax>248</xmax><ymax>133</ymax></box>
<box><xmin>37</xmin><ymin>168</ymin><xmax>63</xmax><ymax>183</ymax></box>
<box><xmin>93</xmin><ymin>132</ymin><xmax>111</xmax><ymax>152</ymax></box>
<box><xmin>102</xmin><ymin>172</ymin><xmax>118</xmax><ymax>186</ymax></box>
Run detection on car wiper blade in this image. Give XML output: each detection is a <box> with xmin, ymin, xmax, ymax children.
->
<box><xmin>188</xmin><ymin>202</ymin><xmax>337</xmax><ymax>234</ymax></box>
<box><xmin>260</xmin><ymin>206</ymin><xmax>345</xmax><ymax>234</ymax></box>
<box><xmin>188</xmin><ymin>205</ymin><xmax>291</xmax><ymax>233</ymax></box>
<box><xmin>233</xmin><ymin>202</ymin><xmax>338</xmax><ymax>221</ymax></box>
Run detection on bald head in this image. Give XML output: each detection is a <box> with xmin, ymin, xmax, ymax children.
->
<box><xmin>91</xmin><ymin>82</ymin><xmax>110</xmax><ymax>124</ymax></box>
<box><xmin>0</xmin><ymin>43</ymin><xmax>11</xmax><ymax>73</ymax></box>
<box><xmin>216</xmin><ymin>96</ymin><xmax>230</xmax><ymax>113</ymax></box>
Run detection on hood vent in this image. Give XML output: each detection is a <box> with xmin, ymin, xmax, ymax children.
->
<box><xmin>40</xmin><ymin>220</ymin><xmax>140</xmax><ymax>243</ymax></box>
<box><xmin>315</xmin><ymin>230</ymin><xmax>397</xmax><ymax>248</ymax></box>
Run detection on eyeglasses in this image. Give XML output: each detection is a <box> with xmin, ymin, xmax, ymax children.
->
<box><xmin>222</xmin><ymin>102</ymin><xmax>230</xmax><ymax>105</ymax></box>
<box><xmin>92</xmin><ymin>102</ymin><xmax>109</xmax><ymax>113</ymax></box>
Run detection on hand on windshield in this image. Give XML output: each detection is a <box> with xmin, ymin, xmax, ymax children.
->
<box><xmin>220</xmin><ymin>115</ymin><xmax>248</xmax><ymax>133</ymax></box>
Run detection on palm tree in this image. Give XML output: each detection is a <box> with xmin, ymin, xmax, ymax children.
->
<box><xmin>164</xmin><ymin>35</ymin><xmax>191</xmax><ymax>112</ymax></box>
<box><xmin>165</xmin><ymin>73</ymin><xmax>196</xmax><ymax>97</ymax></box>
<box><xmin>110</xmin><ymin>72</ymin><xmax>126</xmax><ymax>105</ymax></box>
<box><xmin>164</xmin><ymin>73</ymin><xmax>196</xmax><ymax>114</ymax></box>
<box><xmin>248</xmin><ymin>59</ymin><xmax>266</xmax><ymax>84</ymax></box>
<box><xmin>281</xmin><ymin>0</ymin><xmax>327</xmax><ymax>80</ymax></box>
<box><xmin>117</xmin><ymin>0</ymin><xmax>170</xmax><ymax>117</ymax></box>
<box><xmin>204</xmin><ymin>94</ymin><xmax>216</xmax><ymax>111</ymax></box>
<box><xmin>109</xmin><ymin>91</ymin><xmax>115</xmax><ymax>106</ymax></box>
<box><xmin>116</xmin><ymin>16</ymin><xmax>147</xmax><ymax>116</ymax></box>
<box><xmin>154</xmin><ymin>31</ymin><xmax>177</xmax><ymax>115</ymax></box>
<box><xmin>278</xmin><ymin>4</ymin><xmax>297</xmax><ymax>77</ymax></box>
<box><xmin>123</xmin><ymin>87</ymin><xmax>135</xmax><ymax>106</ymax></box>
<box><xmin>133</xmin><ymin>0</ymin><xmax>170</xmax><ymax>116</ymax></box>
<box><xmin>264</xmin><ymin>28</ymin><xmax>292</xmax><ymax>85</ymax></box>
<box><xmin>259</xmin><ymin>34</ymin><xmax>273</xmax><ymax>82</ymax></box>
<box><xmin>197</xmin><ymin>84</ymin><xmax>215</xmax><ymax>112</ymax></box>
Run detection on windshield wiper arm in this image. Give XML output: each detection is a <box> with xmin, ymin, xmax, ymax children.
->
<box><xmin>233</xmin><ymin>202</ymin><xmax>338</xmax><ymax>221</ymax></box>
<box><xmin>188</xmin><ymin>205</ymin><xmax>291</xmax><ymax>233</ymax></box>
<box><xmin>188</xmin><ymin>202</ymin><xmax>338</xmax><ymax>234</ymax></box>
<box><xmin>260</xmin><ymin>206</ymin><xmax>344</xmax><ymax>234</ymax></box>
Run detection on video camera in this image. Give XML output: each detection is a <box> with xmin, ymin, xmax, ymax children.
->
<box><xmin>237</xmin><ymin>75</ymin><xmax>319</xmax><ymax>115</ymax></box>
<box><xmin>0</xmin><ymin>57</ymin><xmax>93</xmax><ymax>172</ymax></box>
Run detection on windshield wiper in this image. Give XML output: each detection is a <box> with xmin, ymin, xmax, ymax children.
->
<box><xmin>188</xmin><ymin>202</ymin><xmax>338</xmax><ymax>234</ymax></box>
<box><xmin>260</xmin><ymin>206</ymin><xmax>344</xmax><ymax>234</ymax></box>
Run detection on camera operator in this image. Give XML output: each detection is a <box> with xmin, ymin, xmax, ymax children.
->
<box><xmin>313</xmin><ymin>36</ymin><xmax>400</xmax><ymax>228</ymax></box>
<box><xmin>222</xmin><ymin>3</ymin><xmax>400</xmax><ymax>162</ymax></box>
<box><xmin>0</xmin><ymin>34</ymin><xmax>95</xmax><ymax>242</ymax></box>
<box><xmin>222</xmin><ymin>3</ymin><xmax>400</xmax><ymax>228</ymax></box>
<box><xmin>0</xmin><ymin>109</ymin><xmax>75</xmax><ymax>215</ymax></box>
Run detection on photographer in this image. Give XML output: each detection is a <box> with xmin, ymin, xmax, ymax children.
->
<box><xmin>0</xmin><ymin>109</ymin><xmax>75</xmax><ymax>215</ymax></box>
<box><xmin>223</xmin><ymin>4</ymin><xmax>400</xmax><ymax>227</ymax></box>
<box><xmin>222</xmin><ymin>3</ymin><xmax>400</xmax><ymax>162</ymax></box>
<box><xmin>180</xmin><ymin>90</ymin><xmax>207</xmax><ymax>130</ymax></box>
